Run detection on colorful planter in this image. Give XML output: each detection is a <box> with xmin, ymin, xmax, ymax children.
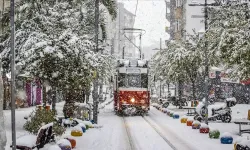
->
<box><xmin>173</xmin><ymin>114</ymin><xmax>180</xmax><ymax>119</ymax></box>
<box><xmin>192</xmin><ymin>121</ymin><xmax>201</xmax><ymax>129</ymax></box>
<box><xmin>71</xmin><ymin>130</ymin><xmax>83</xmax><ymax>137</ymax></box>
<box><xmin>167</xmin><ymin>112</ymin><xmax>171</xmax><ymax>116</ymax></box>
<box><xmin>170</xmin><ymin>113</ymin><xmax>174</xmax><ymax>117</ymax></box>
<box><xmin>187</xmin><ymin>120</ymin><xmax>193</xmax><ymax>126</ymax></box>
<box><xmin>221</xmin><ymin>137</ymin><xmax>233</xmax><ymax>144</ymax></box>
<box><xmin>200</xmin><ymin>127</ymin><xmax>209</xmax><ymax>133</ymax></box>
<box><xmin>57</xmin><ymin>139</ymin><xmax>72</xmax><ymax>150</ymax></box>
<box><xmin>209</xmin><ymin>130</ymin><xmax>220</xmax><ymax>139</ymax></box>
<box><xmin>181</xmin><ymin>118</ymin><xmax>188</xmax><ymax>123</ymax></box>
<box><xmin>65</xmin><ymin>138</ymin><xmax>76</xmax><ymax>149</ymax></box>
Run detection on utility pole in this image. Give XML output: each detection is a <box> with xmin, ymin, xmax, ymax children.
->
<box><xmin>188</xmin><ymin>0</ymin><xmax>210</xmax><ymax>124</ymax></box>
<box><xmin>159</xmin><ymin>38</ymin><xmax>162</xmax><ymax>98</ymax></box>
<box><xmin>204</xmin><ymin>0</ymin><xmax>209</xmax><ymax>125</ymax></box>
<box><xmin>93</xmin><ymin>0</ymin><xmax>99</xmax><ymax>124</ymax></box>
<box><xmin>10</xmin><ymin>0</ymin><xmax>16</xmax><ymax>149</ymax></box>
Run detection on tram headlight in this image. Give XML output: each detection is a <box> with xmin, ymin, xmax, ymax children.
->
<box><xmin>131</xmin><ymin>98</ymin><xmax>135</xmax><ymax>103</ymax></box>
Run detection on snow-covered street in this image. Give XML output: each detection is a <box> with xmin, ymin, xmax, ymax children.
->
<box><xmin>4</xmin><ymin>99</ymin><xmax>249</xmax><ymax>150</ymax></box>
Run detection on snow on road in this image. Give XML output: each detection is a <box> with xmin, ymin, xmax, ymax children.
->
<box><xmin>124</xmin><ymin>116</ymin><xmax>173</xmax><ymax>150</ymax></box>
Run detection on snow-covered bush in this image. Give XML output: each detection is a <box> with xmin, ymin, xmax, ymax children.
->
<box><xmin>23</xmin><ymin>109</ymin><xmax>65</xmax><ymax>136</ymax></box>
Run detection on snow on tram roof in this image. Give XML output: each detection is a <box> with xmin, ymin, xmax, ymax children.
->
<box><xmin>117</xmin><ymin>59</ymin><xmax>148</xmax><ymax>68</ymax></box>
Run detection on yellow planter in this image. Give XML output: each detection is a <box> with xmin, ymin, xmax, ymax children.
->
<box><xmin>71</xmin><ymin>130</ymin><xmax>83</xmax><ymax>137</ymax></box>
<box><xmin>181</xmin><ymin>118</ymin><xmax>187</xmax><ymax>123</ymax></box>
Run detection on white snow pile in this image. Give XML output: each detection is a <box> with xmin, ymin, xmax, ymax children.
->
<box><xmin>181</xmin><ymin>115</ymin><xmax>187</xmax><ymax>119</ymax></box>
<box><xmin>226</xmin><ymin>97</ymin><xmax>236</xmax><ymax>102</ymax></box>
<box><xmin>221</xmin><ymin>132</ymin><xmax>232</xmax><ymax>138</ymax></box>
<box><xmin>48</xmin><ymin>144</ymin><xmax>61</xmax><ymax>150</ymax></box>
<box><xmin>192</xmin><ymin>120</ymin><xmax>201</xmax><ymax>125</ymax></box>
<box><xmin>77</xmin><ymin>123</ymin><xmax>86</xmax><ymax>129</ymax></box>
<box><xmin>238</xmin><ymin>139</ymin><xmax>250</xmax><ymax>147</ymax></box>
<box><xmin>200</xmin><ymin>123</ymin><xmax>209</xmax><ymax>128</ymax></box>
<box><xmin>40</xmin><ymin>122</ymin><xmax>53</xmax><ymax>129</ymax></box>
<box><xmin>187</xmin><ymin>117</ymin><xmax>194</xmax><ymax>121</ymax></box>
<box><xmin>72</xmin><ymin>126</ymin><xmax>83</xmax><ymax>132</ymax></box>
<box><xmin>63</xmin><ymin>119</ymin><xmax>72</xmax><ymax>125</ymax></box>
<box><xmin>162</xmin><ymin>108</ymin><xmax>167</xmax><ymax>112</ymax></box>
<box><xmin>57</xmin><ymin>139</ymin><xmax>72</xmax><ymax>148</ymax></box>
<box><xmin>138</xmin><ymin>60</ymin><xmax>147</xmax><ymax>67</ymax></box>
<box><xmin>173</xmin><ymin>112</ymin><xmax>179</xmax><ymax>115</ymax></box>
<box><xmin>16</xmin><ymin>134</ymin><xmax>37</xmax><ymax>148</ymax></box>
<box><xmin>209</xmin><ymin>128</ymin><xmax>219</xmax><ymax>132</ymax></box>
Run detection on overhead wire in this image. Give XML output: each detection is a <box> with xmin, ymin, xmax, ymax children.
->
<box><xmin>135</xmin><ymin>0</ymin><xmax>139</xmax><ymax>16</ymax></box>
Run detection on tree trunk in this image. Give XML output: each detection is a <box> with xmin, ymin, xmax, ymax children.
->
<box><xmin>0</xmin><ymin>60</ymin><xmax>7</xmax><ymax>149</ymax></box>
<box><xmin>191</xmin><ymin>79</ymin><xmax>196</xmax><ymax>100</ymax></box>
<box><xmin>51</xmin><ymin>87</ymin><xmax>56</xmax><ymax>110</ymax></box>
<box><xmin>42</xmin><ymin>85</ymin><xmax>46</xmax><ymax>107</ymax></box>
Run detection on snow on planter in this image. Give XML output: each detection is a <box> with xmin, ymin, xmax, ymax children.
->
<box><xmin>16</xmin><ymin>134</ymin><xmax>37</xmax><ymax>148</ymax></box>
<box><xmin>65</xmin><ymin>138</ymin><xmax>77</xmax><ymax>149</ymax></box>
<box><xmin>48</xmin><ymin>144</ymin><xmax>61</xmax><ymax>150</ymax></box>
<box><xmin>237</xmin><ymin>139</ymin><xmax>250</xmax><ymax>149</ymax></box>
<box><xmin>77</xmin><ymin>123</ymin><xmax>86</xmax><ymax>132</ymax></box>
<box><xmin>173</xmin><ymin>113</ymin><xmax>180</xmax><ymax>119</ymax></box>
<box><xmin>71</xmin><ymin>126</ymin><xmax>83</xmax><ymax>137</ymax></box>
<box><xmin>199</xmin><ymin>123</ymin><xmax>209</xmax><ymax>133</ymax></box>
<box><xmin>209</xmin><ymin>129</ymin><xmax>220</xmax><ymax>139</ymax></box>
<box><xmin>57</xmin><ymin>139</ymin><xmax>72</xmax><ymax>150</ymax></box>
<box><xmin>220</xmin><ymin>132</ymin><xmax>233</xmax><ymax>144</ymax></box>
<box><xmin>192</xmin><ymin>121</ymin><xmax>201</xmax><ymax>129</ymax></box>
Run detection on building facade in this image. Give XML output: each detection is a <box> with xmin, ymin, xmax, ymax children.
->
<box><xmin>113</xmin><ymin>3</ymin><xmax>135</xmax><ymax>59</ymax></box>
<box><xmin>165</xmin><ymin>0</ymin><xmax>186</xmax><ymax>42</ymax></box>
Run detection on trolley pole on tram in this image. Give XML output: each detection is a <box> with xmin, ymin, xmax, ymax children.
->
<box><xmin>10</xmin><ymin>0</ymin><xmax>16</xmax><ymax>149</ymax></box>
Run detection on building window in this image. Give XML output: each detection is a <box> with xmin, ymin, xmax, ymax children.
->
<box><xmin>175</xmin><ymin>19</ymin><xmax>181</xmax><ymax>31</ymax></box>
<box><xmin>176</xmin><ymin>0</ymin><xmax>182</xmax><ymax>7</ymax></box>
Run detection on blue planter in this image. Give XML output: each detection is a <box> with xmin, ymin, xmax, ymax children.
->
<box><xmin>173</xmin><ymin>114</ymin><xmax>180</xmax><ymax>119</ymax></box>
<box><xmin>81</xmin><ymin>127</ymin><xmax>86</xmax><ymax>133</ymax></box>
<box><xmin>220</xmin><ymin>137</ymin><xmax>233</xmax><ymax>144</ymax></box>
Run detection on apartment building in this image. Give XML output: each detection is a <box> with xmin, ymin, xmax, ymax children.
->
<box><xmin>165</xmin><ymin>0</ymin><xmax>186</xmax><ymax>42</ymax></box>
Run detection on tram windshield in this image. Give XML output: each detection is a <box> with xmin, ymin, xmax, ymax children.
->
<box><xmin>118</xmin><ymin>73</ymin><xmax>148</xmax><ymax>88</ymax></box>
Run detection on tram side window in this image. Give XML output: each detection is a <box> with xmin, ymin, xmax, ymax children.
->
<box><xmin>118</xmin><ymin>73</ymin><xmax>126</xmax><ymax>87</ymax></box>
<box><xmin>141</xmin><ymin>74</ymin><xmax>148</xmax><ymax>88</ymax></box>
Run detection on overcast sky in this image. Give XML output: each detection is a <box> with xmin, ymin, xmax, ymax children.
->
<box><xmin>118</xmin><ymin>0</ymin><xmax>169</xmax><ymax>59</ymax></box>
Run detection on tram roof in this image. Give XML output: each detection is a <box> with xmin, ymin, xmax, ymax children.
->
<box><xmin>117</xmin><ymin>59</ymin><xmax>148</xmax><ymax>68</ymax></box>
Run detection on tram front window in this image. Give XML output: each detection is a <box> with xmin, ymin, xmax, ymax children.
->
<box><xmin>127</xmin><ymin>74</ymin><xmax>141</xmax><ymax>88</ymax></box>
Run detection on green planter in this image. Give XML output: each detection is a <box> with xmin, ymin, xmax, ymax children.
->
<box><xmin>170</xmin><ymin>113</ymin><xmax>173</xmax><ymax>117</ymax></box>
<box><xmin>209</xmin><ymin>130</ymin><xmax>220</xmax><ymax>139</ymax></box>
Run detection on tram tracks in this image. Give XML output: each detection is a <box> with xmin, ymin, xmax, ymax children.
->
<box><xmin>122</xmin><ymin>116</ymin><xmax>137</xmax><ymax>150</ymax></box>
<box><xmin>141</xmin><ymin>116</ymin><xmax>177</xmax><ymax>150</ymax></box>
<box><xmin>122</xmin><ymin>115</ymin><xmax>177</xmax><ymax>150</ymax></box>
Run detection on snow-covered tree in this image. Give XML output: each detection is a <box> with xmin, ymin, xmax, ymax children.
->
<box><xmin>205</xmin><ymin>4</ymin><xmax>250</xmax><ymax>80</ymax></box>
<box><xmin>0</xmin><ymin>0</ymin><xmax>117</xmax><ymax>115</ymax></box>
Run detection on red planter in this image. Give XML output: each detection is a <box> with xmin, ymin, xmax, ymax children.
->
<box><xmin>200</xmin><ymin>127</ymin><xmax>209</xmax><ymax>133</ymax></box>
<box><xmin>187</xmin><ymin>120</ymin><xmax>193</xmax><ymax>126</ymax></box>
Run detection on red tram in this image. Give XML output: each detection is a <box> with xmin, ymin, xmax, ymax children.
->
<box><xmin>113</xmin><ymin>59</ymin><xmax>150</xmax><ymax>115</ymax></box>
